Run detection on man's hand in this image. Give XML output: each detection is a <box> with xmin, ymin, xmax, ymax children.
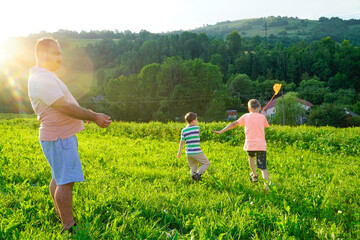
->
<box><xmin>211</xmin><ymin>130</ymin><xmax>222</xmax><ymax>135</ymax></box>
<box><xmin>51</xmin><ymin>97</ymin><xmax>112</xmax><ymax>128</ymax></box>
<box><xmin>176</xmin><ymin>153</ymin><xmax>181</xmax><ymax>158</ymax></box>
<box><xmin>94</xmin><ymin>113</ymin><xmax>112</xmax><ymax>128</ymax></box>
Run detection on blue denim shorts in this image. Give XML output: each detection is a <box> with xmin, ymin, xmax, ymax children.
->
<box><xmin>246</xmin><ymin>151</ymin><xmax>267</xmax><ymax>170</ymax></box>
<box><xmin>40</xmin><ymin>135</ymin><xmax>84</xmax><ymax>185</ymax></box>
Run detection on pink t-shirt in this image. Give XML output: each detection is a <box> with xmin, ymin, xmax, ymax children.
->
<box><xmin>237</xmin><ymin>112</ymin><xmax>269</xmax><ymax>151</ymax></box>
<box><xmin>28</xmin><ymin>67</ymin><xmax>84</xmax><ymax>141</ymax></box>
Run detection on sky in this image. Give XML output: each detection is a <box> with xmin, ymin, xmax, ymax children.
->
<box><xmin>0</xmin><ymin>0</ymin><xmax>359</xmax><ymax>43</ymax></box>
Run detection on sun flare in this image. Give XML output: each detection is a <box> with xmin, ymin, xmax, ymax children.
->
<box><xmin>0</xmin><ymin>37</ymin><xmax>12</xmax><ymax>66</ymax></box>
<box><xmin>0</xmin><ymin>48</ymin><xmax>10</xmax><ymax>66</ymax></box>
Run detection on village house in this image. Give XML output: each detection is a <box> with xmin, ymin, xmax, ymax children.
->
<box><xmin>226</xmin><ymin>110</ymin><xmax>238</xmax><ymax>120</ymax></box>
<box><xmin>261</xmin><ymin>95</ymin><xmax>313</xmax><ymax>124</ymax></box>
<box><xmin>345</xmin><ymin>108</ymin><xmax>358</xmax><ymax>119</ymax></box>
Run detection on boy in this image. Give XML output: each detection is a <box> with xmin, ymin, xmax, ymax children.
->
<box><xmin>212</xmin><ymin>99</ymin><xmax>270</xmax><ymax>191</ymax></box>
<box><xmin>176</xmin><ymin>112</ymin><xmax>210</xmax><ymax>181</ymax></box>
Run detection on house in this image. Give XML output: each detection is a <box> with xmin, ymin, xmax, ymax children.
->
<box><xmin>226</xmin><ymin>110</ymin><xmax>237</xmax><ymax>120</ymax></box>
<box><xmin>261</xmin><ymin>95</ymin><xmax>313</xmax><ymax>124</ymax></box>
<box><xmin>345</xmin><ymin>108</ymin><xmax>358</xmax><ymax>119</ymax></box>
<box><xmin>88</xmin><ymin>95</ymin><xmax>104</xmax><ymax>103</ymax></box>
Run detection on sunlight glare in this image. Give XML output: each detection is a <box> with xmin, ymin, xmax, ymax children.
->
<box><xmin>0</xmin><ymin>47</ymin><xmax>11</xmax><ymax>67</ymax></box>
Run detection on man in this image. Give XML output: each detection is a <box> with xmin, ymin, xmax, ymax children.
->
<box><xmin>28</xmin><ymin>37</ymin><xmax>111</xmax><ymax>232</ymax></box>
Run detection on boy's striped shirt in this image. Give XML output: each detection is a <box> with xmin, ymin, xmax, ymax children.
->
<box><xmin>181</xmin><ymin>125</ymin><xmax>202</xmax><ymax>155</ymax></box>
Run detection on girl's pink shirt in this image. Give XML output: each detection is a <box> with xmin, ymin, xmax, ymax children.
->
<box><xmin>236</xmin><ymin>112</ymin><xmax>269</xmax><ymax>151</ymax></box>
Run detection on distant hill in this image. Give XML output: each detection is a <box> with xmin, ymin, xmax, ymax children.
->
<box><xmin>20</xmin><ymin>16</ymin><xmax>360</xmax><ymax>46</ymax></box>
<box><xmin>170</xmin><ymin>16</ymin><xmax>360</xmax><ymax>45</ymax></box>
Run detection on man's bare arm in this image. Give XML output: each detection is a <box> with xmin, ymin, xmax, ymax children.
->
<box><xmin>51</xmin><ymin>96</ymin><xmax>111</xmax><ymax>128</ymax></box>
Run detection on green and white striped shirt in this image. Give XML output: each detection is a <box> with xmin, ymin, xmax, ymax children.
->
<box><xmin>181</xmin><ymin>125</ymin><xmax>202</xmax><ymax>155</ymax></box>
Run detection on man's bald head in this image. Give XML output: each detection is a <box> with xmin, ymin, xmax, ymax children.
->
<box><xmin>35</xmin><ymin>37</ymin><xmax>62</xmax><ymax>72</ymax></box>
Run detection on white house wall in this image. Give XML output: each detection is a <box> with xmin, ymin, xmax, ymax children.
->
<box><xmin>262</xmin><ymin>104</ymin><xmax>311</xmax><ymax>124</ymax></box>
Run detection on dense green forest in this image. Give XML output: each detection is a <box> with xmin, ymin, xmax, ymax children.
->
<box><xmin>1</xmin><ymin>16</ymin><xmax>360</xmax><ymax>126</ymax></box>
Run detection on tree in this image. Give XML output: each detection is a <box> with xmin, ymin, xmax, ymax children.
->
<box><xmin>183</xmin><ymin>58</ymin><xmax>223</xmax><ymax>114</ymax></box>
<box><xmin>256</xmin><ymin>79</ymin><xmax>286</xmax><ymax>104</ymax></box>
<box><xmin>92</xmin><ymin>38</ymin><xmax>118</xmax><ymax>68</ymax></box>
<box><xmin>311</xmin><ymin>37</ymin><xmax>336</xmax><ymax>81</ymax></box>
<box><xmin>308</xmin><ymin>103</ymin><xmax>347</xmax><ymax>127</ymax></box>
<box><xmin>210</xmin><ymin>54</ymin><xmax>224</xmax><ymax>69</ymax></box>
<box><xmin>105</xmin><ymin>77</ymin><xmax>122</xmax><ymax>101</ymax></box>
<box><xmin>324</xmin><ymin>88</ymin><xmax>356</xmax><ymax>107</ymax></box>
<box><xmin>205</xmin><ymin>98</ymin><xmax>227</xmax><ymax>121</ymax></box>
<box><xmin>353</xmin><ymin>101</ymin><xmax>360</xmax><ymax>115</ymax></box>
<box><xmin>157</xmin><ymin>57</ymin><xmax>187</xmax><ymax>97</ymax></box>
<box><xmin>95</xmin><ymin>69</ymin><xmax>107</xmax><ymax>94</ymax></box>
<box><xmin>209</xmin><ymin>39</ymin><xmax>229</xmax><ymax>76</ymax></box>
<box><xmin>197</xmin><ymin>33</ymin><xmax>210</xmax><ymax>61</ymax></box>
<box><xmin>328</xmin><ymin>73</ymin><xmax>350</xmax><ymax>91</ymax></box>
<box><xmin>179</xmin><ymin>31</ymin><xmax>201</xmax><ymax>59</ymax></box>
<box><xmin>265</xmin><ymin>69</ymin><xmax>273</xmax><ymax>80</ymax></box>
<box><xmin>234</xmin><ymin>54</ymin><xmax>250</xmax><ymax>76</ymax></box>
<box><xmin>271</xmin><ymin>92</ymin><xmax>308</xmax><ymax>125</ymax></box>
<box><xmin>228</xmin><ymin>74</ymin><xmax>255</xmax><ymax>101</ymax></box>
<box><xmin>138</xmin><ymin>63</ymin><xmax>162</xmax><ymax>121</ymax></box>
<box><xmin>284</xmin><ymin>82</ymin><xmax>297</xmax><ymax>92</ymax></box>
<box><xmin>333</xmin><ymin>40</ymin><xmax>360</xmax><ymax>90</ymax></box>
<box><xmin>138</xmin><ymin>63</ymin><xmax>161</xmax><ymax>97</ymax></box>
<box><xmin>297</xmin><ymin>77</ymin><xmax>329</xmax><ymax>105</ymax></box>
<box><xmin>226</xmin><ymin>31</ymin><xmax>242</xmax><ymax>64</ymax></box>
<box><xmin>152</xmin><ymin>58</ymin><xmax>223</xmax><ymax>121</ymax></box>
<box><xmin>336</xmin><ymin>89</ymin><xmax>356</xmax><ymax>106</ymax></box>
<box><xmin>139</xmin><ymin>40</ymin><xmax>160</xmax><ymax>66</ymax></box>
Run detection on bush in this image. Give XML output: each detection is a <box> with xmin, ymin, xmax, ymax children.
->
<box><xmin>348</xmin><ymin>116</ymin><xmax>360</xmax><ymax>127</ymax></box>
<box><xmin>308</xmin><ymin>103</ymin><xmax>347</xmax><ymax>127</ymax></box>
<box><xmin>78</xmin><ymin>120</ymin><xmax>360</xmax><ymax>155</ymax></box>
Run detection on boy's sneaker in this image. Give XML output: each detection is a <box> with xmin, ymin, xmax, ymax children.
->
<box><xmin>250</xmin><ymin>173</ymin><xmax>258</xmax><ymax>183</ymax></box>
<box><xmin>192</xmin><ymin>173</ymin><xmax>202</xmax><ymax>181</ymax></box>
<box><xmin>62</xmin><ymin>223</ymin><xmax>79</xmax><ymax>235</ymax></box>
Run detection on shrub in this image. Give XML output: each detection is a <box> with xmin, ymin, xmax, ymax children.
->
<box><xmin>308</xmin><ymin>103</ymin><xmax>347</xmax><ymax>127</ymax></box>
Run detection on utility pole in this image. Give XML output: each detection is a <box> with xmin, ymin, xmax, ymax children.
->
<box><xmin>264</xmin><ymin>21</ymin><xmax>268</xmax><ymax>39</ymax></box>
<box><xmin>281</xmin><ymin>89</ymin><xmax>285</xmax><ymax>125</ymax></box>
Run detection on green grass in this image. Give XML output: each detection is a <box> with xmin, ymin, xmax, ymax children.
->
<box><xmin>0</xmin><ymin>113</ymin><xmax>36</xmax><ymax>120</ymax></box>
<box><xmin>0</xmin><ymin>115</ymin><xmax>359</xmax><ymax>239</ymax></box>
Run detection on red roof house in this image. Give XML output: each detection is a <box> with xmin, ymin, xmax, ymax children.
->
<box><xmin>261</xmin><ymin>95</ymin><xmax>313</xmax><ymax>124</ymax></box>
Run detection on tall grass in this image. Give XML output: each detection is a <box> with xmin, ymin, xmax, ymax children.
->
<box><xmin>0</xmin><ymin>116</ymin><xmax>359</xmax><ymax>239</ymax></box>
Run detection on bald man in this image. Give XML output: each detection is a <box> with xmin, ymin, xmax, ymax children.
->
<box><xmin>28</xmin><ymin>37</ymin><xmax>111</xmax><ymax>233</ymax></box>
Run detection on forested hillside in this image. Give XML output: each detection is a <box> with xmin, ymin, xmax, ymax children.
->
<box><xmin>1</xmin><ymin>16</ymin><xmax>360</xmax><ymax>126</ymax></box>
<box><xmin>186</xmin><ymin>16</ymin><xmax>360</xmax><ymax>45</ymax></box>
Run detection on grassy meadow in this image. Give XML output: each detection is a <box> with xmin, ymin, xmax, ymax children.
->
<box><xmin>0</xmin><ymin>115</ymin><xmax>359</xmax><ymax>239</ymax></box>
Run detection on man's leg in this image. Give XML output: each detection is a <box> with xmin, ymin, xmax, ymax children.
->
<box><xmin>49</xmin><ymin>179</ymin><xmax>61</xmax><ymax>218</ymax></box>
<box><xmin>55</xmin><ymin>182</ymin><xmax>75</xmax><ymax>229</ymax></box>
<box><xmin>41</xmin><ymin>136</ymin><xmax>83</xmax><ymax>230</ymax></box>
